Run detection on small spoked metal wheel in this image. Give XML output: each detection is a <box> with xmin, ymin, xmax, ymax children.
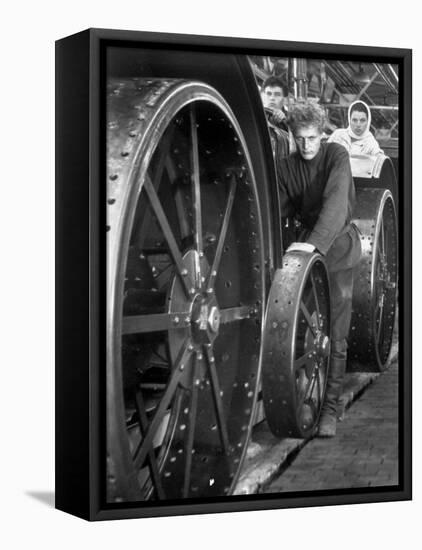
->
<box><xmin>348</xmin><ymin>188</ymin><xmax>398</xmax><ymax>372</ymax></box>
<box><xmin>262</xmin><ymin>252</ymin><xmax>331</xmax><ymax>439</ymax></box>
<box><xmin>106</xmin><ymin>78</ymin><xmax>265</xmax><ymax>502</ymax></box>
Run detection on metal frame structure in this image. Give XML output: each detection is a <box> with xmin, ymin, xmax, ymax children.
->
<box><xmin>250</xmin><ymin>57</ymin><xmax>399</xmax><ymax>154</ymax></box>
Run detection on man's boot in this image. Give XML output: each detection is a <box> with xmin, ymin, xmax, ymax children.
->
<box><xmin>318</xmin><ymin>357</ymin><xmax>346</xmax><ymax>437</ymax></box>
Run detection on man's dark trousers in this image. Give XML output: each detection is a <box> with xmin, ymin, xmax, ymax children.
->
<box><xmin>323</xmin><ymin>267</ymin><xmax>354</xmax><ymax>416</ymax></box>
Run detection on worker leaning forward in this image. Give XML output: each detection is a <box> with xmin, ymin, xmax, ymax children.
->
<box><xmin>277</xmin><ymin>102</ymin><xmax>362</xmax><ymax>437</ymax></box>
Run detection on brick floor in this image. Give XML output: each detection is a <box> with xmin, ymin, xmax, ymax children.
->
<box><xmin>265</xmin><ymin>361</ymin><xmax>399</xmax><ymax>493</ymax></box>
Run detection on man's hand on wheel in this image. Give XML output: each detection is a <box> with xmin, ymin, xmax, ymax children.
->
<box><xmin>286</xmin><ymin>242</ymin><xmax>315</xmax><ymax>253</ymax></box>
<box><xmin>270</xmin><ymin>108</ymin><xmax>286</xmax><ymax>124</ymax></box>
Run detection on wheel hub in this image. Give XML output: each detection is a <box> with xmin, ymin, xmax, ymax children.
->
<box><xmin>314</xmin><ymin>330</ymin><xmax>330</xmax><ymax>359</ymax></box>
<box><xmin>168</xmin><ymin>250</ymin><xmax>223</xmax><ymax>356</ymax></box>
<box><xmin>191</xmin><ymin>295</ymin><xmax>221</xmax><ymax>345</ymax></box>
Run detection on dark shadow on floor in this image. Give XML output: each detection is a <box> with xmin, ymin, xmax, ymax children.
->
<box><xmin>26</xmin><ymin>491</ymin><xmax>55</xmax><ymax>508</ymax></box>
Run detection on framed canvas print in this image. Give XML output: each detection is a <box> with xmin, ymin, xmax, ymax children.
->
<box><xmin>55</xmin><ymin>28</ymin><xmax>412</xmax><ymax>521</ymax></box>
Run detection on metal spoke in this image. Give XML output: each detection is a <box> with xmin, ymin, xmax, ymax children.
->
<box><xmin>190</xmin><ymin>105</ymin><xmax>203</xmax><ymax>259</ymax></box>
<box><xmin>304</xmin><ymin>394</ymin><xmax>318</xmax><ymax>420</ymax></box>
<box><xmin>310</xmin><ymin>272</ymin><xmax>321</xmax><ymax>329</ymax></box>
<box><xmin>166</xmin><ymin>157</ymin><xmax>191</xmax><ymax>241</ymax></box>
<box><xmin>376</xmin><ymin>299</ymin><xmax>386</xmax><ymax>347</ymax></box>
<box><xmin>205</xmin><ymin>347</ymin><xmax>230</xmax><ymax>455</ymax></box>
<box><xmin>207</xmin><ymin>175</ymin><xmax>237</xmax><ymax>291</ymax></box>
<box><xmin>133</xmin><ymin>340</ymin><xmax>192</xmax><ymax>471</ymax></box>
<box><xmin>300</xmin><ymin>301</ymin><xmax>318</xmax><ymax>337</ymax></box>
<box><xmin>134</xmin><ymin>390</ymin><xmax>165</xmax><ymax>500</ymax></box>
<box><xmin>183</xmin><ymin>358</ymin><xmax>200</xmax><ymax>498</ymax></box>
<box><xmin>143</xmin><ymin>175</ymin><xmax>193</xmax><ymax>297</ymax></box>
<box><xmin>376</xmin><ymin>301</ymin><xmax>382</xmax><ymax>341</ymax></box>
<box><xmin>219</xmin><ymin>306</ymin><xmax>250</xmax><ymax>324</ymax></box>
<box><xmin>298</xmin><ymin>368</ymin><xmax>317</xmax><ymax>407</ymax></box>
<box><xmin>294</xmin><ymin>350</ymin><xmax>315</xmax><ymax>370</ymax></box>
<box><xmin>375</xmin><ymin>244</ymin><xmax>386</xmax><ymax>345</ymax></box>
<box><xmin>316</xmin><ymin>367</ymin><xmax>323</xmax><ymax>404</ymax></box>
<box><xmin>136</xmin><ymin>129</ymin><xmax>175</xmax><ymax>245</ymax></box>
<box><xmin>155</xmin><ymin>132</ymin><xmax>175</xmax><ymax>183</ymax></box>
<box><xmin>306</xmin><ymin>369</ymin><xmax>318</xmax><ymax>400</ymax></box>
<box><xmin>377</xmin><ymin>216</ymin><xmax>386</xmax><ymax>265</ymax></box>
<box><xmin>380</xmin><ymin>215</ymin><xmax>385</xmax><ymax>257</ymax></box>
<box><xmin>122</xmin><ymin>312</ymin><xmax>191</xmax><ymax>335</ymax></box>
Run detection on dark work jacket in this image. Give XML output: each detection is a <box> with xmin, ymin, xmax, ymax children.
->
<box><xmin>277</xmin><ymin>142</ymin><xmax>361</xmax><ymax>272</ymax></box>
<box><xmin>268</xmin><ymin>123</ymin><xmax>290</xmax><ymax>160</ymax></box>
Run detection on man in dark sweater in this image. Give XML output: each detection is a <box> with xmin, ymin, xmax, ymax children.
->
<box><xmin>277</xmin><ymin>102</ymin><xmax>361</xmax><ymax>437</ymax></box>
<box><xmin>261</xmin><ymin>76</ymin><xmax>290</xmax><ymax>159</ymax></box>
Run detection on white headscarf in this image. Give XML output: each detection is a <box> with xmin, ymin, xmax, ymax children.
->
<box><xmin>347</xmin><ymin>100</ymin><xmax>372</xmax><ymax>140</ymax></box>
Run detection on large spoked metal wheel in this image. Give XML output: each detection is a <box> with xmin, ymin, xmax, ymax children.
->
<box><xmin>262</xmin><ymin>252</ymin><xmax>331</xmax><ymax>439</ymax></box>
<box><xmin>106</xmin><ymin>78</ymin><xmax>265</xmax><ymax>502</ymax></box>
<box><xmin>348</xmin><ymin>188</ymin><xmax>398</xmax><ymax>372</ymax></box>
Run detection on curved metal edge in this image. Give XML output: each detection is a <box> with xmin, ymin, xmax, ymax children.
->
<box><xmin>371</xmin><ymin>191</ymin><xmax>398</xmax><ymax>370</ymax></box>
<box><xmin>261</xmin><ymin>251</ymin><xmax>330</xmax><ymax>438</ymax></box>
<box><xmin>106</xmin><ymin>78</ymin><xmax>267</xmax><ymax>501</ymax></box>
<box><xmin>350</xmin><ymin>153</ymin><xmax>394</xmax><ymax>180</ymax></box>
<box><xmin>348</xmin><ymin>188</ymin><xmax>397</xmax><ymax>372</ymax></box>
<box><xmin>352</xmin><ymin>153</ymin><xmax>398</xmax><ymax>213</ymax></box>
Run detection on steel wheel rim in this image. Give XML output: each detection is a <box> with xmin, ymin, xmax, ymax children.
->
<box><xmin>349</xmin><ymin>189</ymin><xmax>397</xmax><ymax>371</ymax></box>
<box><xmin>371</xmin><ymin>195</ymin><xmax>397</xmax><ymax>367</ymax></box>
<box><xmin>106</xmin><ymin>79</ymin><xmax>265</xmax><ymax>501</ymax></box>
<box><xmin>262</xmin><ymin>253</ymin><xmax>330</xmax><ymax>439</ymax></box>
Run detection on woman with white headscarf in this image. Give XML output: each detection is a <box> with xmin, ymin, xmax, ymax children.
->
<box><xmin>328</xmin><ymin>100</ymin><xmax>383</xmax><ymax>156</ymax></box>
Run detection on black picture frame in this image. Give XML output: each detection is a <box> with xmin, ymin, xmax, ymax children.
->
<box><xmin>55</xmin><ymin>27</ymin><xmax>412</xmax><ymax>521</ymax></box>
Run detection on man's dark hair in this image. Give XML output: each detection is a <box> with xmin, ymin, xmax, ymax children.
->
<box><xmin>287</xmin><ymin>102</ymin><xmax>326</xmax><ymax>134</ymax></box>
<box><xmin>350</xmin><ymin>101</ymin><xmax>369</xmax><ymax>119</ymax></box>
<box><xmin>262</xmin><ymin>76</ymin><xmax>288</xmax><ymax>96</ymax></box>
